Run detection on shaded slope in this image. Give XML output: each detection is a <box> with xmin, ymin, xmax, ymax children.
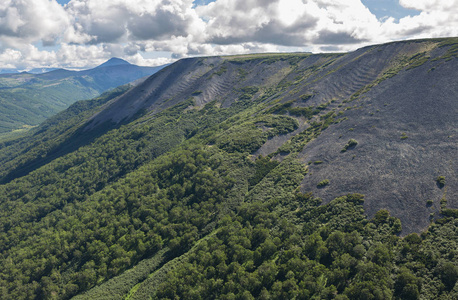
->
<box><xmin>0</xmin><ymin>86</ymin><xmax>131</xmax><ymax>184</ymax></box>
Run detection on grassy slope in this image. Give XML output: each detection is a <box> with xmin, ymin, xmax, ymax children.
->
<box><xmin>0</xmin><ymin>76</ymin><xmax>99</xmax><ymax>134</ymax></box>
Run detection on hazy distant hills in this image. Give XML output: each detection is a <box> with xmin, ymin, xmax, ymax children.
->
<box><xmin>1</xmin><ymin>67</ymin><xmax>57</xmax><ymax>74</ymax></box>
<box><xmin>0</xmin><ymin>68</ymin><xmax>20</xmax><ymax>74</ymax></box>
<box><xmin>0</xmin><ymin>38</ymin><xmax>457</xmax><ymax>299</ymax></box>
<box><xmin>0</xmin><ymin>58</ymin><xmax>166</xmax><ymax>136</ymax></box>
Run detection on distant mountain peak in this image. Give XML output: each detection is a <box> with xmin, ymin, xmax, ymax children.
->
<box><xmin>96</xmin><ymin>57</ymin><xmax>131</xmax><ymax>68</ymax></box>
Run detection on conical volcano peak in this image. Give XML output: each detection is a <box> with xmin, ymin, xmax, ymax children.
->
<box><xmin>96</xmin><ymin>57</ymin><xmax>131</xmax><ymax>68</ymax></box>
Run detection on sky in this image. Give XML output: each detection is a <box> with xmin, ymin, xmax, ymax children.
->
<box><xmin>1</xmin><ymin>0</ymin><xmax>457</xmax><ymax>70</ymax></box>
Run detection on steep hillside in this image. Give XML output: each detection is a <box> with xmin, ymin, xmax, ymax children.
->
<box><xmin>81</xmin><ymin>39</ymin><xmax>457</xmax><ymax>233</ymax></box>
<box><xmin>0</xmin><ymin>59</ymin><xmax>165</xmax><ymax>136</ymax></box>
<box><xmin>0</xmin><ymin>38</ymin><xmax>457</xmax><ymax>300</ymax></box>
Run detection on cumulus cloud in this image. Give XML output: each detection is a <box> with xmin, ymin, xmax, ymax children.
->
<box><xmin>128</xmin><ymin>53</ymin><xmax>175</xmax><ymax>67</ymax></box>
<box><xmin>197</xmin><ymin>0</ymin><xmax>316</xmax><ymax>46</ymax></box>
<box><xmin>399</xmin><ymin>0</ymin><xmax>457</xmax><ymax>11</ymax></box>
<box><xmin>0</xmin><ymin>0</ymin><xmax>69</xmax><ymax>48</ymax></box>
<box><xmin>386</xmin><ymin>0</ymin><xmax>458</xmax><ymax>39</ymax></box>
<box><xmin>1</xmin><ymin>0</ymin><xmax>458</xmax><ymax>69</ymax></box>
<box><xmin>197</xmin><ymin>0</ymin><xmax>378</xmax><ymax>48</ymax></box>
<box><xmin>64</xmin><ymin>0</ymin><xmax>205</xmax><ymax>44</ymax></box>
<box><xmin>0</xmin><ymin>49</ymin><xmax>23</xmax><ymax>69</ymax></box>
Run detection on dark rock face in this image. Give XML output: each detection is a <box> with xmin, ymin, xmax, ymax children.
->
<box><xmin>299</xmin><ymin>54</ymin><xmax>457</xmax><ymax>233</ymax></box>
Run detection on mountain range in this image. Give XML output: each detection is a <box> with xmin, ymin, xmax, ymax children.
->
<box><xmin>0</xmin><ymin>38</ymin><xmax>457</xmax><ymax>299</ymax></box>
<box><xmin>0</xmin><ymin>58</ymin><xmax>166</xmax><ymax>138</ymax></box>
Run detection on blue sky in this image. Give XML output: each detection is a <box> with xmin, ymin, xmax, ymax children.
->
<box><xmin>361</xmin><ymin>0</ymin><xmax>419</xmax><ymax>20</ymax></box>
<box><xmin>1</xmin><ymin>0</ymin><xmax>456</xmax><ymax>70</ymax></box>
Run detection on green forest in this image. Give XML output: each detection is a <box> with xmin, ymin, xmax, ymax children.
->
<box><xmin>0</xmin><ymin>38</ymin><xmax>457</xmax><ymax>299</ymax></box>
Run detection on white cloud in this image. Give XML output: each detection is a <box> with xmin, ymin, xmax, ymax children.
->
<box><xmin>0</xmin><ymin>49</ymin><xmax>23</xmax><ymax>69</ymax></box>
<box><xmin>197</xmin><ymin>0</ymin><xmax>380</xmax><ymax>48</ymax></box>
<box><xmin>128</xmin><ymin>53</ymin><xmax>175</xmax><ymax>67</ymax></box>
<box><xmin>1</xmin><ymin>0</ymin><xmax>458</xmax><ymax>69</ymax></box>
<box><xmin>399</xmin><ymin>0</ymin><xmax>457</xmax><ymax>12</ymax></box>
<box><xmin>56</xmin><ymin>44</ymin><xmax>110</xmax><ymax>68</ymax></box>
<box><xmin>387</xmin><ymin>0</ymin><xmax>458</xmax><ymax>39</ymax></box>
<box><xmin>0</xmin><ymin>0</ymin><xmax>69</xmax><ymax>48</ymax></box>
<box><xmin>197</xmin><ymin>0</ymin><xmax>313</xmax><ymax>46</ymax></box>
<box><xmin>64</xmin><ymin>0</ymin><xmax>205</xmax><ymax>44</ymax></box>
